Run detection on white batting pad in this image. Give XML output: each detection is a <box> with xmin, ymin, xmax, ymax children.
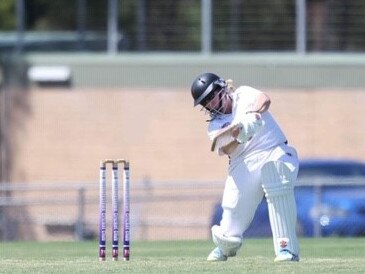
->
<box><xmin>261</xmin><ymin>161</ymin><xmax>299</xmax><ymax>257</ymax></box>
<box><xmin>211</xmin><ymin>225</ymin><xmax>242</xmax><ymax>257</ymax></box>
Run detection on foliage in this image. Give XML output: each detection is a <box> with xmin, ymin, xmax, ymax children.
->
<box><xmin>0</xmin><ymin>0</ymin><xmax>15</xmax><ymax>30</ymax></box>
<box><xmin>25</xmin><ymin>0</ymin><xmax>76</xmax><ymax>30</ymax></box>
<box><xmin>0</xmin><ymin>0</ymin><xmax>365</xmax><ymax>51</ymax></box>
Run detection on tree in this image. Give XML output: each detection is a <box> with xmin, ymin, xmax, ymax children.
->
<box><xmin>0</xmin><ymin>0</ymin><xmax>16</xmax><ymax>30</ymax></box>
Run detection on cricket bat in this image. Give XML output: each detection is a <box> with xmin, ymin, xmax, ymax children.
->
<box><xmin>210</xmin><ymin>123</ymin><xmax>240</xmax><ymax>152</ymax></box>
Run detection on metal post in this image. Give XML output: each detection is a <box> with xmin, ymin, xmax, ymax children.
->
<box><xmin>229</xmin><ymin>0</ymin><xmax>241</xmax><ymax>51</ymax></box>
<box><xmin>137</xmin><ymin>0</ymin><xmax>146</xmax><ymax>51</ymax></box>
<box><xmin>0</xmin><ymin>76</ymin><xmax>7</xmax><ymax>184</ymax></box>
<box><xmin>313</xmin><ymin>184</ymin><xmax>322</xmax><ymax>237</ymax></box>
<box><xmin>75</xmin><ymin>187</ymin><xmax>85</xmax><ymax>240</ymax></box>
<box><xmin>15</xmin><ymin>0</ymin><xmax>25</xmax><ymax>53</ymax></box>
<box><xmin>201</xmin><ymin>0</ymin><xmax>212</xmax><ymax>54</ymax></box>
<box><xmin>296</xmin><ymin>0</ymin><xmax>307</xmax><ymax>54</ymax></box>
<box><xmin>107</xmin><ymin>0</ymin><xmax>119</xmax><ymax>54</ymax></box>
<box><xmin>77</xmin><ymin>0</ymin><xmax>87</xmax><ymax>50</ymax></box>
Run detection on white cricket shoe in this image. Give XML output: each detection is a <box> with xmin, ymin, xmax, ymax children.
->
<box><xmin>207</xmin><ymin>247</ymin><xmax>227</xmax><ymax>262</ymax></box>
<box><xmin>274</xmin><ymin>250</ymin><xmax>299</xmax><ymax>262</ymax></box>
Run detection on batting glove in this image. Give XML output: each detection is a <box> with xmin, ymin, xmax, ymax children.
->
<box><xmin>235</xmin><ymin>113</ymin><xmax>264</xmax><ymax>144</ymax></box>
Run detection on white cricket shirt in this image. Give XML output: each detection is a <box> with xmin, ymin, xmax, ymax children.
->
<box><xmin>208</xmin><ymin>86</ymin><xmax>287</xmax><ymax>162</ymax></box>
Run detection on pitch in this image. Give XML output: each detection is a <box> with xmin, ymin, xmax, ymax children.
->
<box><xmin>1</xmin><ymin>238</ymin><xmax>364</xmax><ymax>273</ymax></box>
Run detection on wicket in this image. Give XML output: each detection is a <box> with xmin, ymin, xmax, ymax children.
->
<box><xmin>99</xmin><ymin>159</ymin><xmax>130</xmax><ymax>261</ymax></box>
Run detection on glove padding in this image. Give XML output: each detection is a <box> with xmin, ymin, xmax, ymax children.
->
<box><xmin>235</xmin><ymin>113</ymin><xmax>264</xmax><ymax>144</ymax></box>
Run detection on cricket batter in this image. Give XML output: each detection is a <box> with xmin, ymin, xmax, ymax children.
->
<box><xmin>191</xmin><ymin>72</ymin><xmax>300</xmax><ymax>262</ymax></box>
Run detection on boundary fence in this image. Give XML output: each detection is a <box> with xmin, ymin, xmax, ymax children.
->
<box><xmin>1</xmin><ymin>177</ymin><xmax>365</xmax><ymax>241</ymax></box>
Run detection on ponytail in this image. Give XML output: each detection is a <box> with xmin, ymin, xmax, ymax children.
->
<box><xmin>226</xmin><ymin>79</ymin><xmax>235</xmax><ymax>93</ymax></box>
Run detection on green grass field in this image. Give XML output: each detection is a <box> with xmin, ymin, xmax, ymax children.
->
<box><xmin>1</xmin><ymin>238</ymin><xmax>365</xmax><ymax>273</ymax></box>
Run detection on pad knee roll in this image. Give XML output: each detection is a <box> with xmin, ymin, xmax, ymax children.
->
<box><xmin>261</xmin><ymin>161</ymin><xmax>295</xmax><ymax>194</ymax></box>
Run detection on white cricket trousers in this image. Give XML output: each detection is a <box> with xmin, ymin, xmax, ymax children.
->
<box><xmin>219</xmin><ymin>143</ymin><xmax>299</xmax><ymax>237</ymax></box>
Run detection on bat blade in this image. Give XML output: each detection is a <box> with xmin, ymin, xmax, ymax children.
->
<box><xmin>210</xmin><ymin>124</ymin><xmax>238</xmax><ymax>152</ymax></box>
